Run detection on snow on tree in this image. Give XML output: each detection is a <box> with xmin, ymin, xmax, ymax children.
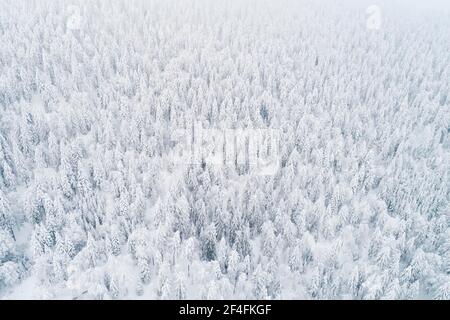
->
<box><xmin>0</xmin><ymin>0</ymin><xmax>449</xmax><ymax>300</ymax></box>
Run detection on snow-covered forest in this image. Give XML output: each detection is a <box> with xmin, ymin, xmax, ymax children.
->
<box><xmin>0</xmin><ymin>0</ymin><xmax>449</xmax><ymax>299</ymax></box>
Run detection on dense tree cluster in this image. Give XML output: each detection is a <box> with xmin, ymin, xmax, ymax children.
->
<box><xmin>0</xmin><ymin>0</ymin><xmax>449</xmax><ymax>299</ymax></box>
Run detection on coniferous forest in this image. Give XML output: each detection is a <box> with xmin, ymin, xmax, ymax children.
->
<box><xmin>0</xmin><ymin>0</ymin><xmax>449</xmax><ymax>299</ymax></box>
